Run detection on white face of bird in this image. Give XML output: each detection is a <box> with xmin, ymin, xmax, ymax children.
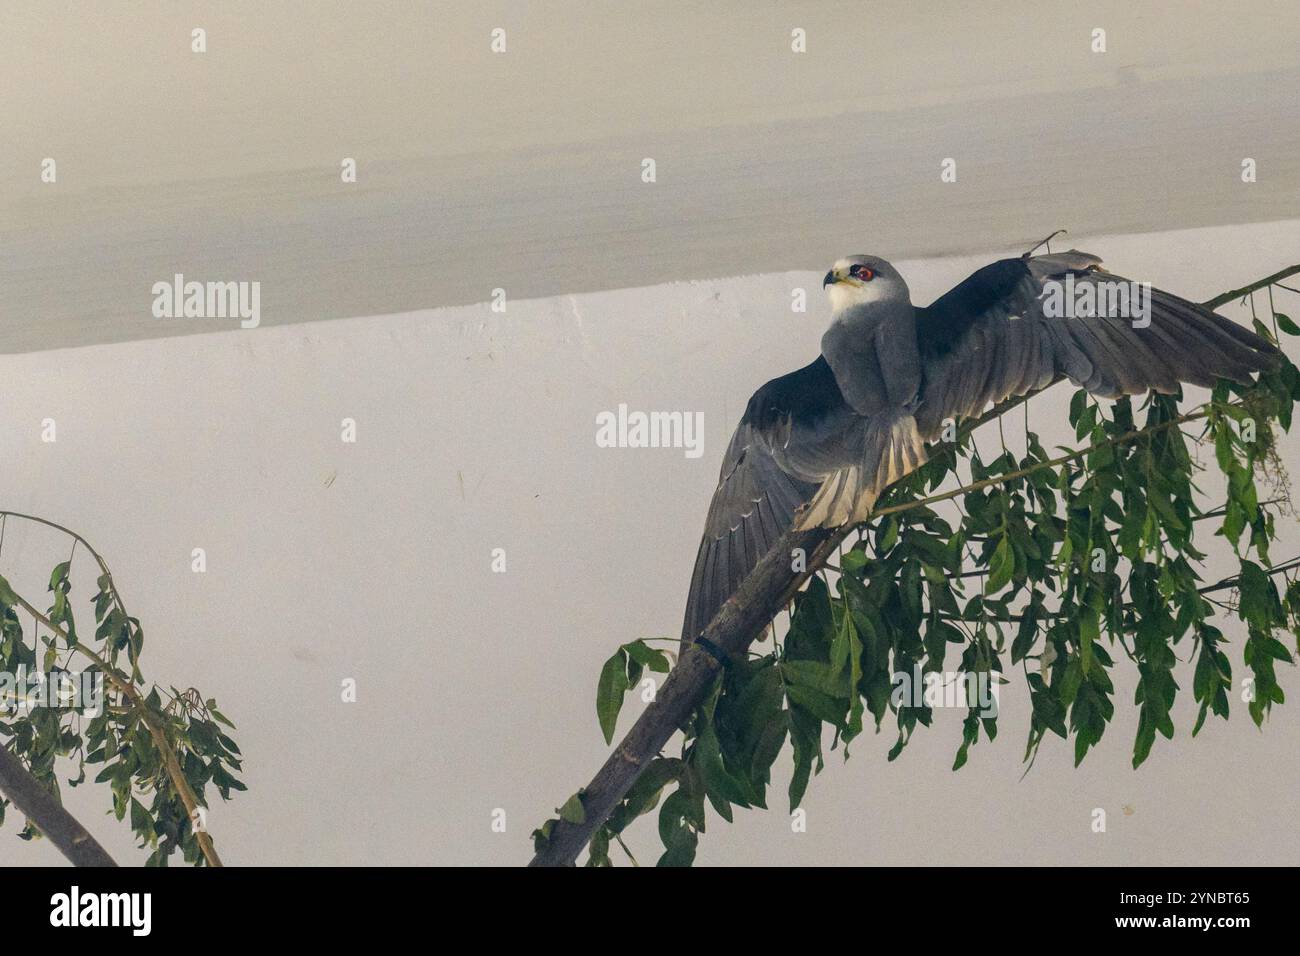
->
<box><xmin>823</xmin><ymin>255</ymin><xmax>910</xmax><ymax>314</ymax></box>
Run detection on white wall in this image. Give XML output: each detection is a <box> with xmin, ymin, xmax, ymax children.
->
<box><xmin>2</xmin><ymin>219</ymin><xmax>1298</xmax><ymax>865</ymax></box>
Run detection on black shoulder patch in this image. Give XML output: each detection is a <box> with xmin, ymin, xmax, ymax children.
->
<box><xmin>916</xmin><ymin>258</ymin><xmax>1031</xmax><ymax>356</ymax></box>
<box><xmin>741</xmin><ymin>355</ymin><xmax>844</xmax><ymax>432</ymax></box>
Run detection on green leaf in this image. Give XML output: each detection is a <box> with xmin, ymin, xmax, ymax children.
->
<box><xmin>1069</xmin><ymin>389</ymin><xmax>1087</xmax><ymax>428</ymax></box>
<box><xmin>844</xmin><ymin>612</ymin><xmax>865</xmax><ymax>742</ymax></box>
<box><xmin>1011</xmin><ymin>598</ymin><xmax>1041</xmax><ymax>664</ymax></box>
<box><xmin>596</xmin><ymin>650</ymin><xmax>629</xmax><ymax>744</ymax></box>
<box><xmin>750</xmin><ymin>710</ymin><xmax>789</xmax><ymax>787</ymax></box>
<box><xmin>623</xmin><ymin>639</ymin><xmax>670</xmax><ymax>673</ymax></box>
<box><xmin>788</xmin><ymin>719</ymin><xmax>816</xmax><ymax>812</ymax></box>
<box><xmin>1079</xmin><ymin>607</ymin><xmax>1099</xmax><ymax>675</ymax></box>
<box><xmin>558</xmin><ymin>792</ymin><xmax>586</xmax><ymax>824</ymax></box>
<box><xmin>610</xmin><ymin>757</ymin><xmax>680</xmax><ymax>833</ymax></box>
<box><xmin>48</xmin><ymin>562</ymin><xmax>70</xmax><ymax>592</ymax></box>
<box><xmin>586</xmin><ymin>827</ymin><xmax>611</xmax><ymax>867</ymax></box>
<box><xmin>785</xmin><ymin>684</ymin><xmax>847</xmax><ymax>727</ymax></box>
<box><xmin>657</xmin><ymin>788</ymin><xmax>699</xmax><ymax>868</ymax></box>
<box><xmin>129</xmin><ymin>797</ymin><xmax>151</xmax><ymax>835</ymax></box>
<box><xmin>985</xmin><ymin>536</ymin><xmax>1014</xmax><ymax>593</ymax></box>
<box><xmin>696</xmin><ymin>719</ymin><xmax>750</xmax><ymax>816</ymax></box>
<box><xmin>780</xmin><ymin>659</ymin><xmax>845</xmax><ymax>698</ymax></box>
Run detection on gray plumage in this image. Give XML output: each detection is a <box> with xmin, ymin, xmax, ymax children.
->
<box><xmin>681</xmin><ymin>249</ymin><xmax>1280</xmax><ymax>647</ymax></box>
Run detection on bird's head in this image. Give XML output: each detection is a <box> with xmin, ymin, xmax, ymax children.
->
<box><xmin>823</xmin><ymin>255</ymin><xmax>910</xmax><ymax>314</ymax></box>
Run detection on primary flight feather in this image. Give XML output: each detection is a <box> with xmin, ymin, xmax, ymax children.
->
<box><xmin>681</xmin><ymin>249</ymin><xmax>1280</xmax><ymax>647</ymax></box>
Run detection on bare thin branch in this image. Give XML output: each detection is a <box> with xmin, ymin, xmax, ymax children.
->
<box><xmin>1201</xmin><ymin>264</ymin><xmax>1300</xmax><ymax>311</ymax></box>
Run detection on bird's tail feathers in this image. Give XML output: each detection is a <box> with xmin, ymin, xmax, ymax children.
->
<box><xmin>795</xmin><ymin>412</ymin><xmax>927</xmax><ymax>530</ymax></box>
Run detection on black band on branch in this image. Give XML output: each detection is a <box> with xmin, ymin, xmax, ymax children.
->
<box><xmin>693</xmin><ymin>636</ymin><xmax>731</xmax><ymax>667</ymax></box>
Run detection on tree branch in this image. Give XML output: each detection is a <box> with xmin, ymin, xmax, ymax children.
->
<box><xmin>1201</xmin><ymin>263</ymin><xmax>1300</xmax><ymax>310</ymax></box>
<box><xmin>1198</xmin><ymin>557</ymin><xmax>1300</xmax><ymax>596</ymax></box>
<box><xmin>529</xmin><ymin>524</ymin><xmax>834</xmax><ymax>867</ymax></box>
<box><xmin>0</xmin><ymin>744</ymin><xmax>118</xmax><ymax>867</ymax></box>
<box><xmin>934</xmin><ymin>557</ymin><xmax>1300</xmax><ymax>622</ymax></box>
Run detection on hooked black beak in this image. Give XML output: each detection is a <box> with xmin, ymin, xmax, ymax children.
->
<box><xmin>823</xmin><ymin>270</ymin><xmax>837</xmax><ymax>288</ymax></box>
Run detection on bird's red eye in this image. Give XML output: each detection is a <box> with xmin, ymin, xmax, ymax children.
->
<box><xmin>850</xmin><ymin>265</ymin><xmax>874</xmax><ymax>281</ymax></box>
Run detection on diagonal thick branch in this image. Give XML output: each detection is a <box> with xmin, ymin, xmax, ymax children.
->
<box><xmin>529</xmin><ymin>273</ymin><xmax>1297</xmax><ymax>867</ymax></box>
<box><xmin>0</xmin><ymin>743</ymin><xmax>118</xmax><ymax>866</ymax></box>
<box><xmin>528</xmin><ymin>388</ymin><xmax>1052</xmax><ymax>866</ymax></box>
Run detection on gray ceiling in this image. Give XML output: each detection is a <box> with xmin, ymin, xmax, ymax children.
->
<box><xmin>4</xmin><ymin>0</ymin><xmax>1299</xmax><ymax>353</ymax></box>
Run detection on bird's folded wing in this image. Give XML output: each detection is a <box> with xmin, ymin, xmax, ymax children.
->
<box><xmin>912</xmin><ymin>251</ymin><xmax>1281</xmax><ymax>440</ymax></box>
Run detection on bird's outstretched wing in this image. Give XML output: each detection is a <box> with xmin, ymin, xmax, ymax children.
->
<box><xmin>682</xmin><ymin>250</ymin><xmax>1281</xmax><ymax>644</ymax></box>
<box><xmin>911</xmin><ymin>250</ymin><xmax>1281</xmax><ymax>439</ymax></box>
<box><xmin>795</xmin><ymin>250</ymin><xmax>1280</xmax><ymax>531</ymax></box>
<box><xmin>680</xmin><ymin>356</ymin><xmax>845</xmax><ymax>645</ymax></box>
